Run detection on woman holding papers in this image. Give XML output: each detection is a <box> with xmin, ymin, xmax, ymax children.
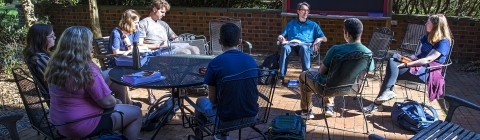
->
<box><xmin>44</xmin><ymin>26</ymin><xmax>142</xmax><ymax>140</ymax></box>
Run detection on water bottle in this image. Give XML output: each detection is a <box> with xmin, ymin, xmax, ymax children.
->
<box><xmin>132</xmin><ymin>42</ymin><xmax>141</xmax><ymax>69</ymax></box>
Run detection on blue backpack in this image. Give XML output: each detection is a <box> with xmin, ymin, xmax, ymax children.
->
<box><xmin>267</xmin><ymin>113</ymin><xmax>306</xmax><ymax>140</ymax></box>
<box><xmin>391</xmin><ymin>99</ymin><xmax>439</xmax><ymax>132</ymax></box>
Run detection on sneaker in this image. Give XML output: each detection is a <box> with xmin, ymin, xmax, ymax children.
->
<box><xmin>275</xmin><ymin>79</ymin><xmax>283</xmax><ymax>87</ymax></box>
<box><xmin>214</xmin><ymin>134</ymin><xmax>230</xmax><ymax>140</ymax></box>
<box><xmin>325</xmin><ymin>106</ymin><xmax>334</xmax><ymax>117</ymax></box>
<box><xmin>132</xmin><ymin>101</ymin><xmax>142</xmax><ymax>108</ymax></box>
<box><xmin>295</xmin><ymin>109</ymin><xmax>314</xmax><ymax>119</ymax></box>
<box><xmin>375</xmin><ymin>91</ymin><xmax>397</xmax><ymax>102</ymax></box>
<box><xmin>362</xmin><ymin>103</ymin><xmax>383</xmax><ymax>114</ymax></box>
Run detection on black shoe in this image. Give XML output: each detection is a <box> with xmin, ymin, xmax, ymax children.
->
<box><xmin>132</xmin><ymin>101</ymin><xmax>142</xmax><ymax>108</ymax></box>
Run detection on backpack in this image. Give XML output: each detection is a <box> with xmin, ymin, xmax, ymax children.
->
<box><xmin>267</xmin><ymin>113</ymin><xmax>306</xmax><ymax>140</ymax></box>
<box><xmin>391</xmin><ymin>99</ymin><xmax>439</xmax><ymax>132</ymax></box>
<box><xmin>259</xmin><ymin>53</ymin><xmax>279</xmax><ymax>85</ymax></box>
<box><xmin>141</xmin><ymin>94</ymin><xmax>179</xmax><ymax>131</ymax></box>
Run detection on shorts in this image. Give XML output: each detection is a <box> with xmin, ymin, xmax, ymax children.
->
<box><xmin>85</xmin><ymin>108</ymin><xmax>114</xmax><ymax>137</ymax></box>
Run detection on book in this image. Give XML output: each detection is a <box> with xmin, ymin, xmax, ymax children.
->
<box><xmin>121</xmin><ymin>70</ymin><xmax>166</xmax><ymax>86</ymax></box>
<box><xmin>115</xmin><ymin>56</ymin><xmax>149</xmax><ymax>67</ymax></box>
<box><xmin>392</xmin><ymin>53</ymin><xmax>413</xmax><ymax>63</ymax></box>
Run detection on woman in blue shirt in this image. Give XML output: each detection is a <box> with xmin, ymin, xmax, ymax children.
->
<box><xmin>363</xmin><ymin>14</ymin><xmax>453</xmax><ymax>113</ymax></box>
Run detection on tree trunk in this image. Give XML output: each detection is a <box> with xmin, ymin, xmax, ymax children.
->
<box><xmin>89</xmin><ymin>0</ymin><xmax>102</xmax><ymax>38</ymax></box>
<box><xmin>21</xmin><ymin>0</ymin><xmax>37</xmax><ymax>28</ymax></box>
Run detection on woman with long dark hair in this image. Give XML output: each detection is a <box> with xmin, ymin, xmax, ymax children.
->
<box><xmin>45</xmin><ymin>26</ymin><xmax>142</xmax><ymax>139</ymax></box>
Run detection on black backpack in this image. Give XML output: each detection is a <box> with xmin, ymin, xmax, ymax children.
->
<box><xmin>259</xmin><ymin>53</ymin><xmax>279</xmax><ymax>85</ymax></box>
<box><xmin>141</xmin><ymin>94</ymin><xmax>179</xmax><ymax>131</ymax></box>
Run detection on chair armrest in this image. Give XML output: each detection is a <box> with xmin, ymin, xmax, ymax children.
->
<box><xmin>242</xmin><ymin>40</ymin><xmax>252</xmax><ymax>54</ymax></box>
<box><xmin>368</xmin><ymin>134</ymin><xmax>387</xmax><ymax>140</ymax></box>
<box><xmin>444</xmin><ymin>95</ymin><xmax>480</xmax><ymax>122</ymax></box>
<box><xmin>426</xmin><ymin>63</ymin><xmax>452</xmax><ymax>69</ymax></box>
<box><xmin>95</xmin><ymin>54</ymin><xmax>117</xmax><ymax>59</ymax></box>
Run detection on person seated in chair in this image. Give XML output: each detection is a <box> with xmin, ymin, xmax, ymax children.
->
<box><xmin>276</xmin><ymin>2</ymin><xmax>327</xmax><ymax>87</ymax></box>
<box><xmin>297</xmin><ymin>18</ymin><xmax>374</xmax><ymax>119</ymax></box>
<box><xmin>106</xmin><ymin>9</ymin><xmax>147</xmax><ymax>107</ymax></box>
<box><xmin>363</xmin><ymin>14</ymin><xmax>452</xmax><ymax>113</ymax></box>
<box><xmin>44</xmin><ymin>26</ymin><xmax>142</xmax><ymax>140</ymax></box>
<box><xmin>138</xmin><ymin>0</ymin><xmax>200</xmax><ymax>55</ymax></box>
<box><xmin>194</xmin><ymin>23</ymin><xmax>259</xmax><ymax>140</ymax></box>
<box><xmin>23</xmin><ymin>24</ymin><xmax>135</xmax><ymax>107</ymax></box>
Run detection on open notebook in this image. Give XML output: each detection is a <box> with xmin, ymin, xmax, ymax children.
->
<box><xmin>122</xmin><ymin>70</ymin><xmax>166</xmax><ymax>86</ymax></box>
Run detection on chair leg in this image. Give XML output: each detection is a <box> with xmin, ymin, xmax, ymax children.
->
<box><xmin>341</xmin><ymin>96</ymin><xmax>346</xmax><ymax>118</ymax></box>
<box><xmin>323</xmin><ymin>98</ymin><xmax>332</xmax><ymax>140</ymax></box>
<box><xmin>238</xmin><ymin>128</ymin><xmax>242</xmax><ymax>140</ymax></box>
<box><xmin>357</xmin><ymin>94</ymin><xmax>370</xmax><ymax>134</ymax></box>
<box><xmin>404</xmin><ymin>81</ymin><xmax>410</xmax><ymax>100</ymax></box>
<box><xmin>251</xmin><ymin>126</ymin><xmax>268</xmax><ymax>140</ymax></box>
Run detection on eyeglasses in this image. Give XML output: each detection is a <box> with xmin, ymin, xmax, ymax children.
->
<box><xmin>298</xmin><ymin>9</ymin><xmax>310</xmax><ymax>12</ymax></box>
<box><xmin>47</xmin><ymin>34</ymin><xmax>55</xmax><ymax>38</ymax></box>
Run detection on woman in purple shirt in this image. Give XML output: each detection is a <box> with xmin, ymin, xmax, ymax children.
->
<box><xmin>44</xmin><ymin>26</ymin><xmax>142</xmax><ymax>139</ymax></box>
<box><xmin>363</xmin><ymin>14</ymin><xmax>453</xmax><ymax>113</ymax></box>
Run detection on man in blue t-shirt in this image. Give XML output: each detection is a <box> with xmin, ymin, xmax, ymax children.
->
<box><xmin>297</xmin><ymin>18</ymin><xmax>375</xmax><ymax>119</ymax></box>
<box><xmin>195</xmin><ymin>23</ymin><xmax>259</xmax><ymax>140</ymax></box>
<box><xmin>277</xmin><ymin>2</ymin><xmax>328</xmax><ymax>87</ymax></box>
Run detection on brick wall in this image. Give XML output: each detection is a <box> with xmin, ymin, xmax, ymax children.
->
<box><xmin>36</xmin><ymin>5</ymin><xmax>480</xmax><ymax>61</ymax></box>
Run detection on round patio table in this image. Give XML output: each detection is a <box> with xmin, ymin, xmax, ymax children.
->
<box><xmin>108</xmin><ymin>54</ymin><xmax>214</xmax><ymax>140</ymax></box>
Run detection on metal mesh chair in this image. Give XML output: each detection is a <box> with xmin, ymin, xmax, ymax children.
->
<box><xmin>93</xmin><ymin>36</ymin><xmax>116</xmax><ymax>71</ymax></box>
<box><xmin>391</xmin><ymin>23</ymin><xmax>427</xmax><ymax>56</ymax></box>
<box><xmin>366</xmin><ymin>27</ymin><xmax>394</xmax><ymax>82</ymax></box>
<box><xmin>176</xmin><ymin>33</ymin><xmax>209</xmax><ymax>55</ymax></box>
<box><xmin>184</xmin><ymin>68</ymin><xmax>277</xmax><ymax>140</ymax></box>
<box><xmin>209</xmin><ymin>17</ymin><xmax>252</xmax><ymax>55</ymax></box>
<box><xmin>12</xmin><ymin>67</ymin><xmax>62</xmax><ymax>139</ymax></box>
<box><xmin>305</xmin><ymin>51</ymin><xmax>373</xmax><ymax>140</ymax></box>
<box><xmin>12</xmin><ymin>67</ymin><xmax>124</xmax><ymax>139</ymax></box>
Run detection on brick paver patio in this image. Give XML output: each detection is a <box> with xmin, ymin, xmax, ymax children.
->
<box><xmin>6</xmin><ymin>54</ymin><xmax>480</xmax><ymax>140</ymax></box>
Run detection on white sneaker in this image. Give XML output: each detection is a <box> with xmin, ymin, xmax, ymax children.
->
<box><xmin>295</xmin><ymin>110</ymin><xmax>314</xmax><ymax>119</ymax></box>
<box><xmin>325</xmin><ymin>106</ymin><xmax>334</xmax><ymax>117</ymax></box>
<box><xmin>362</xmin><ymin>103</ymin><xmax>383</xmax><ymax>114</ymax></box>
<box><xmin>375</xmin><ymin>91</ymin><xmax>397</xmax><ymax>102</ymax></box>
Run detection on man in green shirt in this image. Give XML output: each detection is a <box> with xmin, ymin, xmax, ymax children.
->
<box><xmin>297</xmin><ymin>18</ymin><xmax>375</xmax><ymax>119</ymax></box>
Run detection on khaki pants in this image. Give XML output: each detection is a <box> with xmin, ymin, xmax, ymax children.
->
<box><xmin>299</xmin><ymin>71</ymin><xmax>334</xmax><ymax>111</ymax></box>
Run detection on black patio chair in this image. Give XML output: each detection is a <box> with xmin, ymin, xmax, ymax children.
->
<box><xmin>209</xmin><ymin>16</ymin><xmax>252</xmax><ymax>55</ymax></box>
<box><xmin>12</xmin><ymin>67</ymin><xmax>124</xmax><ymax>139</ymax></box>
<box><xmin>24</xmin><ymin>58</ymin><xmax>50</xmax><ymax>107</ymax></box>
<box><xmin>0</xmin><ymin>113</ymin><xmax>23</xmax><ymax>140</ymax></box>
<box><xmin>366</xmin><ymin>27</ymin><xmax>394</xmax><ymax>82</ymax></box>
<box><xmin>176</xmin><ymin>33</ymin><xmax>209</xmax><ymax>55</ymax></box>
<box><xmin>392</xmin><ymin>23</ymin><xmax>427</xmax><ymax>56</ymax></box>
<box><xmin>368</xmin><ymin>94</ymin><xmax>480</xmax><ymax>140</ymax></box>
<box><xmin>305</xmin><ymin>51</ymin><xmax>373</xmax><ymax>140</ymax></box>
<box><xmin>183</xmin><ymin>68</ymin><xmax>277</xmax><ymax>140</ymax></box>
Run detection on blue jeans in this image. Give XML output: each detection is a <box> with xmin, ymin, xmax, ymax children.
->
<box><xmin>194</xmin><ymin>97</ymin><xmax>217</xmax><ymax>123</ymax></box>
<box><xmin>279</xmin><ymin>44</ymin><xmax>312</xmax><ymax>78</ymax></box>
